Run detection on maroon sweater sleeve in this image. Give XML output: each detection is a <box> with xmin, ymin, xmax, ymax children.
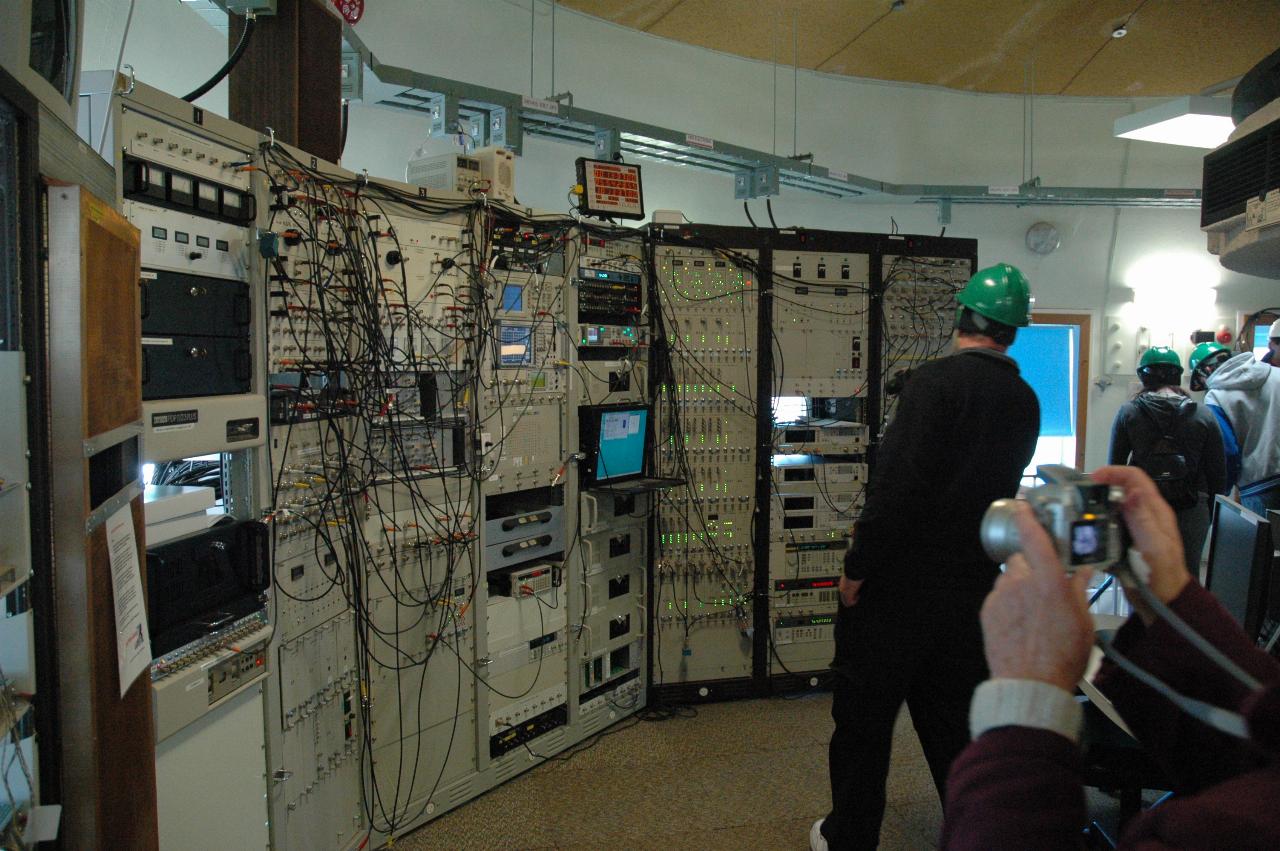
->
<box><xmin>942</xmin><ymin>727</ymin><xmax>1085</xmax><ymax>851</ymax></box>
<box><xmin>1095</xmin><ymin>582</ymin><xmax>1280</xmax><ymax>791</ymax></box>
<box><xmin>945</xmin><ymin>583</ymin><xmax>1280</xmax><ymax>850</ymax></box>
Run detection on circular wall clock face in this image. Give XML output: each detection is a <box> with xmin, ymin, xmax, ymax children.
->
<box><xmin>1026</xmin><ymin>221</ymin><xmax>1061</xmax><ymax>255</ymax></box>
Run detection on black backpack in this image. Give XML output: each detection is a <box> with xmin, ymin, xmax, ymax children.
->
<box><xmin>1132</xmin><ymin>402</ymin><xmax>1198</xmax><ymax>510</ymax></box>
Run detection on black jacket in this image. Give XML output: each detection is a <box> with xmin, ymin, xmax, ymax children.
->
<box><xmin>1108</xmin><ymin>392</ymin><xmax>1228</xmax><ymax>500</ymax></box>
<box><xmin>844</xmin><ymin>348</ymin><xmax>1039</xmax><ymax>590</ymax></box>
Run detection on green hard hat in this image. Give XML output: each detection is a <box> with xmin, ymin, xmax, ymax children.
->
<box><xmin>956</xmin><ymin>263</ymin><xmax>1032</xmax><ymax>328</ymax></box>
<box><xmin>1189</xmin><ymin>341</ymin><xmax>1230</xmax><ymax>373</ymax></box>
<box><xmin>1138</xmin><ymin>346</ymin><xmax>1182</xmax><ymax>372</ymax></box>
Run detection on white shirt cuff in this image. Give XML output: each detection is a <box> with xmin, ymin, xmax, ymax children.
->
<box><xmin>969</xmin><ymin>678</ymin><xmax>1083</xmax><ymax>744</ymax></box>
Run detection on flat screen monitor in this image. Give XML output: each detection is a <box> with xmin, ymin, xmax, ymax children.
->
<box><xmin>1205</xmin><ymin>495</ymin><xmax>1274</xmax><ymax>641</ymax></box>
<box><xmin>498</xmin><ymin>321</ymin><xmax>533</xmax><ymax>367</ymax></box>
<box><xmin>1264</xmin><ymin>511</ymin><xmax>1280</xmax><ymax>650</ymax></box>
<box><xmin>0</xmin><ymin>1</ymin><xmax>82</xmax><ymax>128</ymax></box>
<box><xmin>501</xmin><ymin>284</ymin><xmax>522</xmax><ymax>311</ymax></box>
<box><xmin>579</xmin><ymin>403</ymin><xmax>649</xmax><ymax>488</ymax></box>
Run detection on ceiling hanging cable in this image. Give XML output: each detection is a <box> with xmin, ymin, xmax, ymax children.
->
<box><xmin>1021</xmin><ymin>55</ymin><xmax>1037</xmax><ymax>183</ymax></box>
<box><xmin>772</xmin><ymin>15</ymin><xmax>778</xmax><ymax>156</ymax></box>
<box><xmin>1021</xmin><ymin>55</ymin><xmax>1039</xmax><ymax>183</ymax></box>
<box><xmin>530</xmin><ymin>0</ymin><xmax>535</xmax><ymax>97</ymax></box>
<box><xmin>1021</xmin><ymin>63</ymin><xmax>1029</xmax><ymax>184</ymax></box>
<box><xmin>1058</xmin><ymin>0</ymin><xmax>1149</xmax><ymax>95</ymax></box>
<box><xmin>99</xmin><ymin>0</ymin><xmax>136</xmax><ymax>155</ymax></box>
<box><xmin>1099</xmin><ymin>106</ymin><xmax>1135</xmax><ymax>389</ymax></box>
<box><xmin>793</xmin><ymin>9</ymin><xmax>799</xmax><ymax>157</ymax></box>
<box><xmin>183</xmin><ymin>10</ymin><xmax>256</xmax><ymax>102</ymax></box>
<box><xmin>550</xmin><ymin>0</ymin><xmax>556</xmax><ymax>97</ymax></box>
<box><xmin>811</xmin><ymin>5</ymin><xmax>894</xmax><ymax>70</ymax></box>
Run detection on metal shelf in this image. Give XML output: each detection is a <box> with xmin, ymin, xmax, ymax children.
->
<box><xmin>344</xmin><ymin>28</ymin><xmax>1202</xmax><ymax>210</ymax></box>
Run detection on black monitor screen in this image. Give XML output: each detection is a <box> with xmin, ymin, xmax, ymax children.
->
<box><xmin>580</xmin><ymin>404</ymin><xmax>649</xmax><ymax>488</ymax></box>
<box><xmin>29</xmin><ymin>0</ymin><xmax>77</xmax><ymax>102</ymax></box>
<box><xmin>1205</xmin><ymin>496</ymin><xmax>1273</xmax><ymax>639</ymax></box>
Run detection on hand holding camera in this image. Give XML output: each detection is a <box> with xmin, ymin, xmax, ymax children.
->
<box><xmin>981</xmin><ymin>503</ymin><xmax>1096</xmax><ymax>691</ymax></box>
<box><xmin>977</xmin><ymin>465</ymin><xmax>1193</xmax><ymax>689</ymax></box>
<box><xmin>1088</xmin><ymin>465</ymin><xmax>1191</xmax><ymax>606</ymax></box>
<box><xmin>982</xmin><ymin>464</ymin><xmax>1190</xmax><ymax>602</ymax></box>
<box><xmin>981</xmin><ymin>465</ymin><xmax>1126</xmax><ymax>573</ymax></box>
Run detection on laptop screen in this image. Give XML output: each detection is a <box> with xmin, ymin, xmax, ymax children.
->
<box><xmin>595</xmin><ymin>408</ymin><xmax>647</xmax><ymax>481</ymax></box>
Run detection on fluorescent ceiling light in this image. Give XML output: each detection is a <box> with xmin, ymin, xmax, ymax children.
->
<box><xmin>1114</xmin><ymin>96</ymin><xmax>1235</xmax><ymax>149</ymax></box>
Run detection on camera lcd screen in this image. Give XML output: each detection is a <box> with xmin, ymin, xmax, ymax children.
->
<box><xmin>1069</xmin><ymin>520</ymin><xmax>1105</xmax><ymax>564</ymax></box>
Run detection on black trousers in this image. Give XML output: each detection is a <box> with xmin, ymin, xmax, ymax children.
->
<box><xmin>821</xmin><ymin>581</ymin><xmax>991</xmax><ymax>850</ymax></box>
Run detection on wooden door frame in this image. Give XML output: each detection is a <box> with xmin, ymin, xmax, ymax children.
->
<box><xmin>1031</xmin><ymin>311</ymin><xmax>1092</xmax><ymax>470</ymax></box>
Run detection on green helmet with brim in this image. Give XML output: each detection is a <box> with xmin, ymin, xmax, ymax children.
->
<box><xmin>1189</xmin><ymin>342</ymin><xmax>1229</xmax><ymax>374</ymax></box>
<box><xmin>1139</xmin><ymin>346</ymin><xmax>1182</xmax><ymax>372</ymax></box>
<box><xmin>956</xmin><ymin>263</ymin><xmax>1032</xmax><ymax>328</ymax></box>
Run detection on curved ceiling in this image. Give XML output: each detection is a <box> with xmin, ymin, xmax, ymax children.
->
<box><xmin>556</xmin><ymin>0</ymin><xmax>1280</xmax><ymax>97</ymax></box>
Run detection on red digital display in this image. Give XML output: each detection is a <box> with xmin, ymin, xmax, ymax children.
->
<box><xmin>774</xmin><ymin>577</ymin><xmax>840</xmax><ymax>591</ymax></box>
<box><xmin>577</xmin><ymin>158</ymin><xmax>645</xmax><ymax>220</ymax></box>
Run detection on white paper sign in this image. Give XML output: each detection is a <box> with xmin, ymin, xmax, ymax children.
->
<box><xmin>521</xmin><ymin>95</ymin><xmax>561</xmax><ymax>114</ymax></box>
<box><xmin>106</xmin><ymin>503</ymin><xmax>151</xmax><ymax>697</ymax></box>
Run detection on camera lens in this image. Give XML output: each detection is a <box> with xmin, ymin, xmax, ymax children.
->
<box><xmin>980</xmin><ymin>499</ymin><xmax>1022</xmax><ymax>563</ymax></box>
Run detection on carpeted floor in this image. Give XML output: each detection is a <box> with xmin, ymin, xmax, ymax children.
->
<box><xmin>394</xmin><ymin>692</ymin><xmax>1135</xmax><ymax>850</ymax></box>
<box><xmin>394</xmin><ymin>693</ymin><xmax>942</xmax><ymax>850</ymax></box>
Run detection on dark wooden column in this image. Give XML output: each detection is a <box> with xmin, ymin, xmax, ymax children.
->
<box><xmin>46</xmin><ymin>183</ymin><xmax>158</xmax><ymax>850</ymax></box>
<box><xmin>228</xmin><ymin>0</ymin><xmax>342</xmax><ymax>163</ymax></box>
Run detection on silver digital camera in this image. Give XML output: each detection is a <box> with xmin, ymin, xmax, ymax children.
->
<box><xmin>981</xmin><ymin>465</ymin><xmax>1125</xmax><ymax>572</ymax></box>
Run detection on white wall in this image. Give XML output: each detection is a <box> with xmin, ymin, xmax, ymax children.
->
<box><xmin>81</xmin><ymin>0</ymin><xmax>229</xmax><ymax>116</ymax></box>
<box><xmin>350</xmin><ymin>0</ymin><xmax>1204</xmax><ymax>187</ymax></box>
<box><xmin>82</xmin><ymin>0</ymin><xmax>1280</xmax><ymax>469</ymax></box>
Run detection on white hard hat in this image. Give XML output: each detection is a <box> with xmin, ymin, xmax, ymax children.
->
<box><xmin>1270</xmin><ymin>318</ymin><xmax>1280</xmax><ymax>340</ymax></box>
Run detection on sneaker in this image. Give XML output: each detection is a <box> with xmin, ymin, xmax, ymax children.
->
<box><xmin>810</xmin><ymin>818</ymin><xmax>829</xmax><ymax>851</ymax></box>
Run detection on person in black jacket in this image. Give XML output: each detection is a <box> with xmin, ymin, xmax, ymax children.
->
<box><xmin>812</xmin><ymin>264</ymin><xmax>1040</xmax><ymax>851</ymax></box>
<box><xmin>1109</xmin><ymin>347</ymin><xmax>1227</xmax><ymax>574</ymax></box>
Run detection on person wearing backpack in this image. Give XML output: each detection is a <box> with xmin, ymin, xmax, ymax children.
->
<box><xmin>1109</xmin><ymin>347</ymin><xmax>1227</xmax><ymax>573</ymax></box>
